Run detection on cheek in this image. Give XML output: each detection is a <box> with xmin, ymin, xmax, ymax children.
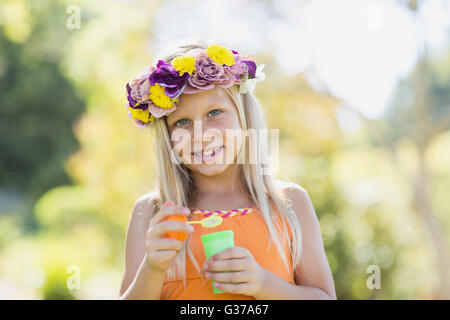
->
<box><xmin>220</xmin><ymin>115</ymin><xmax>243</xmax><ymax>154</ymax></box>
<box><xmin>171</xmin><ymin>131</ymin><xmax>192</xmax><ymax>156</ymax></box>
<box><xmin>204</xmin><ymin>117</ymin><xmax>240</xmax><ymax>143</ymax></box>
<box><xmin>225</xmin><ymin>113</ymin><xmax>241</xmax><ymax>130</ymax></box>
<box><xmin>226</xmin><ymin>134</ymin><xmax>243</xmax><ymax>161</ymax></box>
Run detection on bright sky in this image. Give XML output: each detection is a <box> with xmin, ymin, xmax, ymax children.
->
<box><xmin>151</xmin><ymin>0</ymin><xmax>450</xmax><ymax>130</ymax></box>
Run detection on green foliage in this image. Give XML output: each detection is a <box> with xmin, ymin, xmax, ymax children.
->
<box><xmin>42</xmin><ymin>269</ymin><xmax>76</xmax><ymax>300</ymax></box>
<box><xmin>34</xmin><ymin>185</ymin><xmax>96</xmax><ymax>229</ymax></box>
<box><xmin>0</xmin><ymin>0</ymin><xmax>86</xmax><ymax>236</ymax></box>
<box><xmin>0</xmin><ymin>6</ymin><xmax>85</xmax><ymax>199</ymax></box>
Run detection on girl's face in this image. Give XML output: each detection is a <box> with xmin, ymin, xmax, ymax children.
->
<box><xmin>165</xmin><ymin>87</ymin><xmax>243</xmax><ymax>177</ymax></box>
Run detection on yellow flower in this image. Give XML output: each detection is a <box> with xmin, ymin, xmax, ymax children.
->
<box><xmin>206</xmin><ymin>44</ymin><xmax>235</xmax><ymax>66</ymax></box>
<box><xmin>128</xmin><ymin>106</ymin><xmax>154</xmax><ymax>123</ymax></box>
<box><xmin>149</xmin><ymin>83</ymin><xmax>178</xmax><ymax>109</ymax></box>
<box><xmin>171</xmin><ymin>56</ymin><xmax>196</xmax><ymax>76</ymax></box>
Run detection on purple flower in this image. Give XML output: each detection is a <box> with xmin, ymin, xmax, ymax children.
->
<box><xmin>185</xmin><ymin>51</ymin><xmax>235</xmax><ymax>93</ymax></box>
<box><xmin>242</xmin><ymin>60</ymin><xmax>257</xmax><ymax>79</ymax></box>
<box><xmin>149</xmin><ymin>60</ymin><xmax>189</xmax><ymax>98</ymax></box>
<box><xmin>227</xmin><ymin>55</ymin><xmax>249</xmax><ymax>84</ymax></box>
<box><xmin>127</xmin><ymin>65</ymin><xmax>155</xmax><ymax>107</ymax></box>
<box><xmin>126</xmin><ymin>83</ymin><xmax>137</xmax><ymax>107</ymax></box>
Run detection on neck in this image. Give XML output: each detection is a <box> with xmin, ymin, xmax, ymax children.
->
<box><xmin>192</xmin><ymin>164</ymin><xmax>244</xmax><ymax>195</ymax></box>
<box><xmin>189</xmin><ymin>165</ymin><xmax>261</xmax><ymax>211</ymax></box>
<box><xmin>192</xmin><ymin>164</ymin><xmax>250</xmax><ymax>196</ymax></box>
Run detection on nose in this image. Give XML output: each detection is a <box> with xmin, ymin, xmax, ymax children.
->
<box><xmin>191</xmin><ymin>120</ymin><xmax>224</xmax><ymax>153</ymax></box>
<box><xmin>192</xmin><ymin>119</ymin><xmax>205</xmax><ymax>153</ymax></box>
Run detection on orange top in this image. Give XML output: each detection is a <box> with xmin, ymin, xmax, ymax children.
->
<box><xmin>160</xmin><ymin>206</ymin><xmax>295</xmax><ymax>300</ymax></box>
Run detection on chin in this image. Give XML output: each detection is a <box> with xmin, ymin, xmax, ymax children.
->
<box><xmin>189</xmin><ymin>163</ymin><xmax>230</xmax><ymax>176</ymax></box>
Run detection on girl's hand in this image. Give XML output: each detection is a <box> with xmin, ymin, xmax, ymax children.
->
<box><xmin>201</xmin><ymin>246</ymin><xmax>267</xmax><ymax>297</ymax></box>
<box><xmin>145</xmin><ymin>200</ymin><xmax>193</xmax><ymax>273</ymax></box>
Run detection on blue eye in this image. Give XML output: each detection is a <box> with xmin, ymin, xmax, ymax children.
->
<box><xmin>209</xmin><ymin>109</ymin><xmax>223</xmax><ymax>116</ymax></box>
<box><xmin>175</xmin><ymin>119</ymin><xmax>189</xmax><ymax>126</ymax></box>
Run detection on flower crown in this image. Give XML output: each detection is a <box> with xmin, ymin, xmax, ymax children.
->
<box><xmin>125</xmin><ymin>44</ymin><xmax>265</xmax><ymax>129</ymax></box>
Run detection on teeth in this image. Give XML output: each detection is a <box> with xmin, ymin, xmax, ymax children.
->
<box><xmin>194</xmin><ymin>146</ymin><xmax>222</xmax><ymax>157</ymax></box>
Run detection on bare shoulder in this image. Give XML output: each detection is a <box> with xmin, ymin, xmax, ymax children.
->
<box><xmin>134</xmin><ymin>190</ymin><xmax>160</xmax><ymax>215</ymax></box>
<box><xmin>274</xmin><ymin>179</ymin><xmax>310</xmax><ymax>204</ymax></box>
<box><xmin>130</xmin><ymin>190</ymin><xmax>161</xmax><ymax>231</ymax></box>
<box><xmin>274</xmin><ymin>179</ymin><xmax>317</xmax><ymax>221</ymax></box>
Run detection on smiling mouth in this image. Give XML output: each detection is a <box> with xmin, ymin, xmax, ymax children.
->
<box><xmin>191</xmin><ymin>145</ymin><xmax>224</xmax><ymax>161</ymax></box>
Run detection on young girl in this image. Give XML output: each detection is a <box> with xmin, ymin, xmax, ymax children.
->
<box><xmin>119</xmin><ymin>39</ymin><xmax>336</xmax><ymax>300</ymax></box>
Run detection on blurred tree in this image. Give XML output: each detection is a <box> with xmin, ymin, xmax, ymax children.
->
<box><xmin>0</xmin><ymin>0</ymin><xmax>85</xmax><ymax>231</ymax></box>
<box><xmin>378</xmin><ymin>50</ymin><xmax>450</xmax><ymax>298</ymax></box>
<box><xmin>0</xmin><ymin>0</ymin><xmax>87</xmax><ymax>299</ymax></box>
<box><xmin>378</xmin><ymin>0</ymin><xmax>450</xmax><ymax>298</ymax></box>
<box><xmin>335</xmin><ymin>0</ymin><xmax>450</xmax><ymax>299</ymax></box>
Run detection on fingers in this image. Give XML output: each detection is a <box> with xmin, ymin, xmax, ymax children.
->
<box><xmin>146</xmin><ymin>238</ymin><xmax>184</xmax><ymax>253</ymax></box>
<box><xmin>145</xmin><ymin>237</ymin><xmax>185</xmax><ymax>272</ymax></box>
<box><xmin>145</xmin><ymin>200</ymin><xmax>193</xmax><ymax>273</ymax></box>
<box><xmin>206</xmin><ymin>270</ymin><xmax>253</xmax><ymax>283</ymax></box>
<box><xmin>209</xmin><ymin>246</ymin><xmax>248</xmax><ymax>262</ymax></box>
<box><xmin>212</xmin><ymin>282</ymin><xmax>250</xmax><ymax>295</ymax></box>
<box><xmin>147</xmin><ymin>250</ymin><xmax>178</xmax><ymax>265</ymax></box>
<box><xmin>147</xmin><ymin>220</ymin><xmax>194</xmax><ymax>239</ymax></box>
<box><xmin>151</xmin><ymin>200</ymin><xmax>191</xmax><ymax>226</ymax></box>
<box><xmin>202</xmin><ymin>257</ymin><xmax>249</xmax><ymax>273</ymax></box>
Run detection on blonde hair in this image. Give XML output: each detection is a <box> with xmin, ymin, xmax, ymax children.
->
<box><xmin>149</xmin><ymin>37</ymin><xmax>303</xmax><ymax>289</ymax></box>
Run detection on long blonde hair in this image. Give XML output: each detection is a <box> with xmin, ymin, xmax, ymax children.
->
<box><xmin>149</xmin><ymin>38</ymin><xmax>303</xmax><ymax>288</ymax></box>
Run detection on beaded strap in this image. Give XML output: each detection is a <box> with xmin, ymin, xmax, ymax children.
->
<box><xmin>192</xmin><ymin>206</ymin><xmax>254</xmax><ymax>218</ymax></box>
